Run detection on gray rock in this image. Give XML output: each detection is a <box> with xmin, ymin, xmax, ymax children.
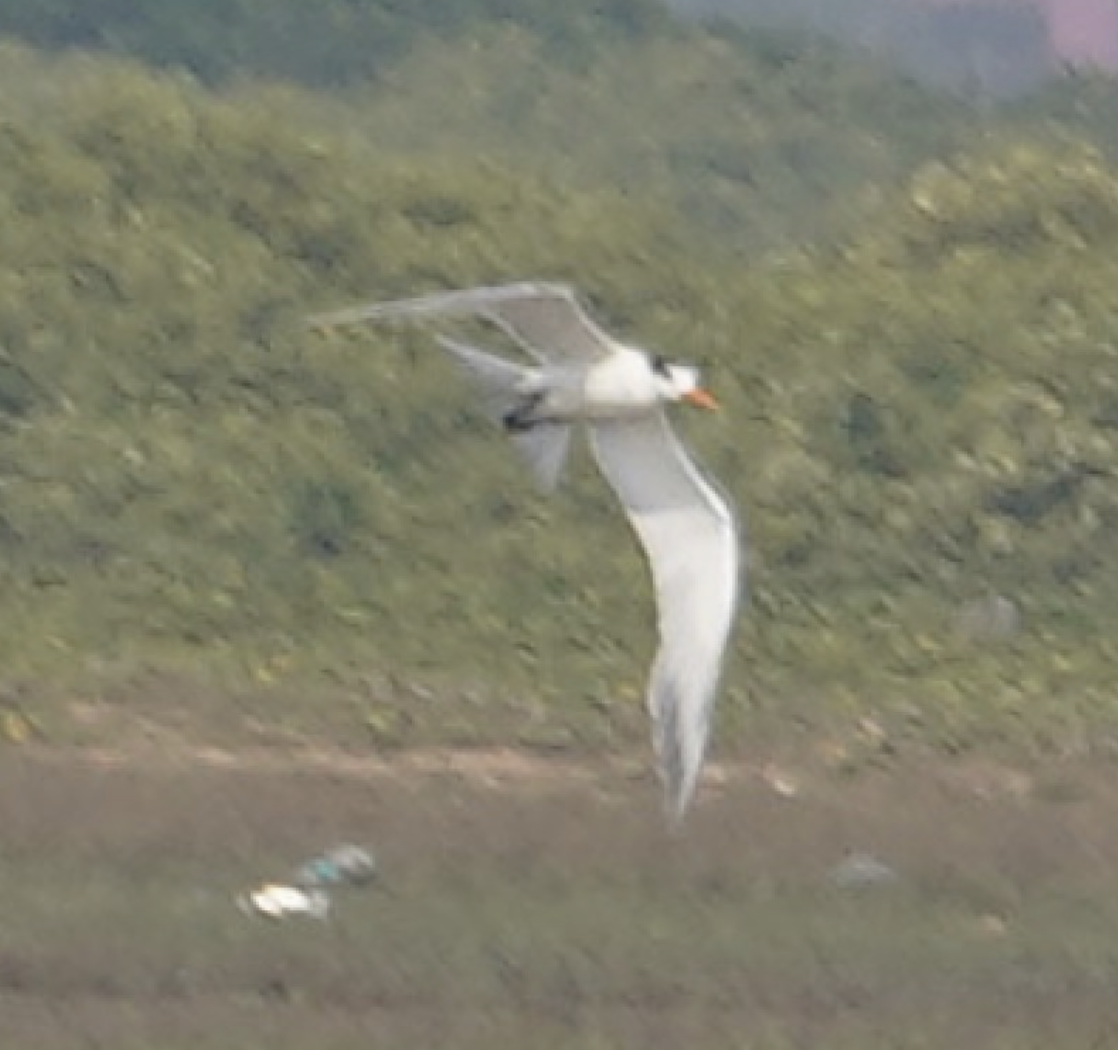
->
<box><xmin>955</xmin><ymin>594</ymin><xmax>1020</xmax><ymax>643</ymax></box>
<box><xmin>829</xmin><ymin>851</ymin><xmax>899</xmax><ymax>890</ymax></box>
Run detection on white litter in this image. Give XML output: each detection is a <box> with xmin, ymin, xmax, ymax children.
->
<box><xmin>296</xmin><ymin>844</ymin><xmax>377</xmax><ymax>888</ymax></box>
<box><xmin>237</xmin><ymin>882</ymin><xmax>331</xmax><ymax>921</ymax></box>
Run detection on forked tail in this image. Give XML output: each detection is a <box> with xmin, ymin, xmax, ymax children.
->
<box><xmin>438</xmin><ymin>336</ymin><xmax>572</xmax><ymax>491</ymax></box>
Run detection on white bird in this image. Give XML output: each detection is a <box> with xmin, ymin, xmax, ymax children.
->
<box><xmin>309</xmin><ymin>282</ymin><xmax>741</xmax><ymax>824</ymax></box>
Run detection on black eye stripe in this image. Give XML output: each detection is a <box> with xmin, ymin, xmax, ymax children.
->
<box><xmin>651</xmin><ymin>355</ymin><xmax>671</xmax><ymax>378</ymax></box>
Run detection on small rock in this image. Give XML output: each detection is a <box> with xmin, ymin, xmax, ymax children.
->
<box><xmin>956</xmin><ymin>594</ymin><xmax>1020</xmax><ymax>643</ymax></box>
<box><xmin>829</xmin><ymin>851</ymin><xmax>899</xmax><ymax>890</ymax></box>
<box><xmin>761</xmin><ymin>763</ymin><xmax>799</xmax><ymax>799</ymax></box>
<box><xmin>975</xmin><ymin>913</ymin><xmax>1008</xmax><ymax>938</ymax></box>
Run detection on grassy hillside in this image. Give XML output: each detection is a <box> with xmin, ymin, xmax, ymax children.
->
<box><xmin>340</xmin><ymin>20</ymin><xmax>972</xmax><ymax>252</ymax></box>
<box><xmin>672</xmin><ymin>0</ymin><xmax>1054</xmax><ymax>97</ymax></box>
<box><xmin>0</xmin><ymin>0</ymin><xmax>981</xmax><ymax>254</ymax></box>
<box><xmin>0</xmin><ymin>0</ymin><xmax>675</xmax><ymax>86</ymax></box>
<box><xmin>1007</xmin><ymin>72</ymin><xmax>1118</xmax><ymax>162</ymax></box>
<box><xmin>729</xmin><ymin>136</ymin><xmax>1118</xmax><ymax>753</ymax></box>
<box><xmin>0</xmin><ymin>47</ymin><xmax>1117</xmax><ymax>758</ymax></box>
<box><xmin>2</xmin><ymin>0</ymin><xmax>1115</xmax><ymax>256</ymax></box>
<box><xmin>0</xmin><ymin>49</ymin><xmax>738</xmax><ymax>747</ymax></box>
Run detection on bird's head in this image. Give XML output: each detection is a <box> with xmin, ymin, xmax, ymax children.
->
<box><xmin>651</xmin><ymin>355</ymin><xmax>719</xmax><ymax>410</ymax></box>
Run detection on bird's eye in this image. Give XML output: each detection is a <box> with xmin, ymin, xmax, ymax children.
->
<box><xmin>651</xmin><ymin>355</ymin><xmax>671</xmax><ymax>378</ymax></box>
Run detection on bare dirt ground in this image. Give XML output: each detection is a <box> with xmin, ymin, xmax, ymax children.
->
<box><xmin>4</xmin><ymin>740</ymin><xmax>1118</xmax><ymax>1049</ymax></box>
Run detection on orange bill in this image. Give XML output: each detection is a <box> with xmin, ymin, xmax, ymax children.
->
<box><xmin>682</xmin><ymin>387</ymin><xmax>719</xmax><ymax>411</ymax></box>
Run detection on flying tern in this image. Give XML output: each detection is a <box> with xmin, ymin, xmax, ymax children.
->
<box><xmin>309</xmin><ymin>282</ymin><xmax>742</xmax><ymax>823</ymax></box>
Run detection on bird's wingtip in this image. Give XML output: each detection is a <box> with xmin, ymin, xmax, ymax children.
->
<box><xmin>663</xmin><ymin>784</ymin><xmax>694</xmax><ymax>830</ymax></box>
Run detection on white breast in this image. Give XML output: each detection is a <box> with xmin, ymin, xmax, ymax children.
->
<box><xmin>582</xmin><ymin>348</ymin><xmax>660</xmax><ymax>419</ymax></box>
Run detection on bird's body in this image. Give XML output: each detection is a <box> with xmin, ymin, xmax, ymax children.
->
<box><xmin>500</xmin><ymin>348</ymin><xmax>694</xmax><ymax>433</ymax></box>
<box><xmin>583</xmin><ymin>348</ymin><xmax>685</xmax><ymax>419</ymax></box>
<box><xmin>309</xmin><ymin>282</ymin><xmax>741</xmax><ymax>823</ymax></box>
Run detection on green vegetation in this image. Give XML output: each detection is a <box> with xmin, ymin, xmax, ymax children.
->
<box><xmin>731</xmin><ymin>137</ymin><xmax>1118</xmax><ymax>754</ymax></box>
<box><xmin>1008</xmin><ymin>71</ymin><xmax>1118</xmax><ymax>162</ymax></box>
<box><xmin>0</xmin><ymin>0</ymin><xmax>981</xmax><ymax>251</ymax></box>
<box><xmin>339</xmin><ymin>19</ymin><xmax>973</xmax><ymax>250</ymax></box>
<box><xmin>0</xmin><ymin>0</ymin><xmax>1056</xmax><ymax>102</ymax></box>
<box><xmin>9</xmin><ymin>14</ymin><xmax>1118</xmax><ymax>1050</ymax></box>
<box><xmin>679</xmin><ymin>0</ymin><xmax>1054</xmax><ymax>96</ymax></box>
<box><xmin>0</xmin><ymin>46</ymin><xmax>737</xmax><ymax>748</ymax></box>
<box><xmin>0</xmin><ymin>1</ymin><xmax>1113</xmax><ymax>758</ymax></box>
<box><xmin>0</xmin><ymin>0</ymin><xmax>676</xmax><ymax>86</ymax></box>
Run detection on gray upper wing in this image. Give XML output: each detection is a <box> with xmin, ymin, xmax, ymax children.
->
<box><xmin>307</xmin><ymin>282</ymin><xmax>616</xmax><ymax>365</ymax></box>
<box><xmin>588</xmin><ymin>412</ymin><xmax>741</xmax><ymax>823</ymax></box>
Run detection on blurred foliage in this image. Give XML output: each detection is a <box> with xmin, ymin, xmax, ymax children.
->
<box><xmin>676</xmin><ymin>0</ymin><xmax>1054</xmax><ymax>98</ymax></box>
<box><xmin>733</xmin><ymin>139</ymin><xmax>1118</xmax><ymax>755</ymax></box>
<box><xmin>1006</xmin><ymin>72</ymin><xmax>1118</xmax><ymax>164</ymax></box>
<box><xmin>0</xmin><ymin>0</ymin><xmax>676</xmax><ymax>86</ymax></box>
<box><xmin>0</xmin><ymin>0</ymin><xmax>981</xmax><ymax>253</ymax></box>
<box><xmin>0</xmin><ymin>37</ymin><xmax>1115</xmax><ymax>757</ymax></box>
<box><xmin>0</xmin><ymin>0</ymin><xmax>1113</xmax><ymax>253</ymax></box>
<box><xmin>333</xmin><ymin>19</ymin><xmax>975</xmax><ymax>251</ymax></box>
<box><xmin>0</xmin><ymin>47</ymin><xmax>739</xmax><ymax>748</ymax></box>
